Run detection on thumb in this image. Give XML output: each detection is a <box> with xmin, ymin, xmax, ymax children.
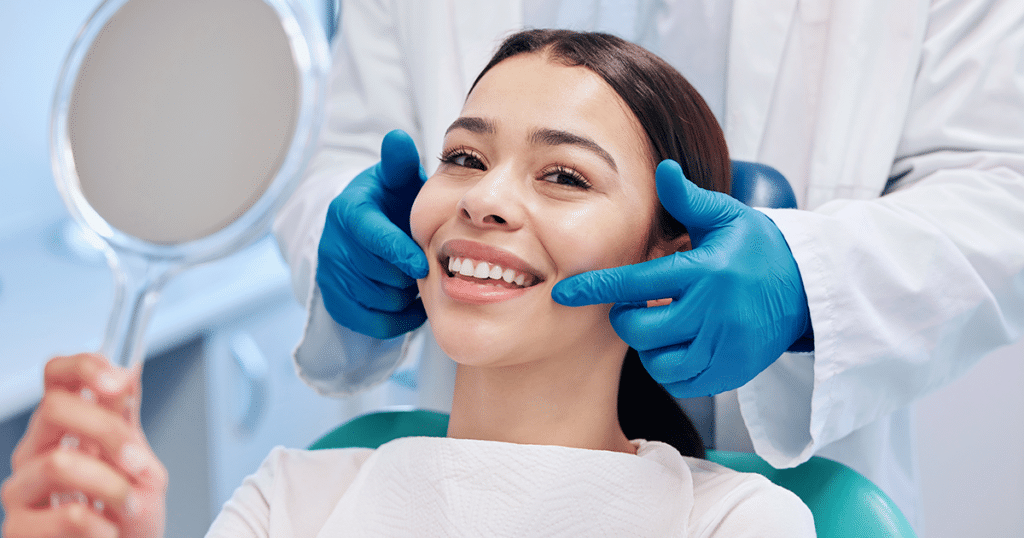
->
<box><xmin>380</xmin><ymin>129</ymin><xmax>427</xmax><ymax>191</ymax></box>
<box><xmin>656</xmin><ymin>159</ymin><xmax>741</xmax><ymax>241</ymax></box>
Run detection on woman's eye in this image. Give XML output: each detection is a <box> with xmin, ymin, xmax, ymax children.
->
<box><xmin>440</xmin><ymin>149</ymin><xmax>486</xmax><ymax>170</ymax></box>
<box><xmin>540</xmin><ymin>166</ymin><xmax>592</xmax><ymax>190</ymax></box>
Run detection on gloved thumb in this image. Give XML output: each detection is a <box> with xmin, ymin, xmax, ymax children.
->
<box><xmin>380</xmin><ymin>129</ymin><xmax>428</xmax><ymax>191</ymax></box>
<box><xmin>655</xmin><ymin>159</ymin><xmax>742</xmax><ymax>242</ymax></box>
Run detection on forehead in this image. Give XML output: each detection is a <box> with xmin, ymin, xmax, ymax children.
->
<box><xmin>462</xmin><ymin>54</ymin><xmax>650</xmax><ymax>162</ymax></box>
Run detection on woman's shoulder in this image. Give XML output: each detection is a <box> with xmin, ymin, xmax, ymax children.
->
<box><xmin>679</xmin><ymin>455</ymin><xmax>817</xmax><ymax>538</ymax></box>
<box><xmin>207</xmin><ymin>446</ymin><xmax>377</xmax><ymax>536</ymax></box>
<box><xmin>241</xmin><ymin>445</ymin><xmax>377</xmax><ymax>504</ymax></box>
<box><xmin>257</xmin><ymin>445</ymin><xmax>376</xmax><ymax>487</ymax></box>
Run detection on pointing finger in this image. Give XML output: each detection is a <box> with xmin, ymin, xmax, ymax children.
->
<box><xmin>551</xmin><ymin>254</ymin><xmax>698</xmax><ymax>307</ymax></box>
<box><xmin>333</xmin><ymin>195</ymin><xmax>429</xmax><ymax>279</ymax></box>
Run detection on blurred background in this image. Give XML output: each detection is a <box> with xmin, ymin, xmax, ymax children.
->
<box><xmin>0</xmin><ymin>1</ymin><xmax>1021</xmax><ymax>536</ymax></box>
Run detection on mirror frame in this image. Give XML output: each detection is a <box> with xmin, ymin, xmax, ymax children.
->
<box><xmin>50</xmin><ymin>0</ymin><xmax>331</xmax><ymax>265</ymax></box>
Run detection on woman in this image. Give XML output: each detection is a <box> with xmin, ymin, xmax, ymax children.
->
<box><xmin>2</xmin><ymin>30</ymin><xmax>814</xmax><ymax>537</ymax></box>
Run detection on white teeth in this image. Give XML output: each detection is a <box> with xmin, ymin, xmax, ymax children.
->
<box><xmin>447</xmin><ymin>256</ymin><xmax>535</xmax><ymax>287</ymax></box>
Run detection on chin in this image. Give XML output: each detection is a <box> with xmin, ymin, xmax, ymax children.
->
<box><xmin>419</xmin><ymin>276</ymin><xmax>535</xmax><ymax>368</ymax></box>
<box><xmin>429</xmin><ymin>315</ymin><xmax>531</xmax><ymax>368</ymax></box>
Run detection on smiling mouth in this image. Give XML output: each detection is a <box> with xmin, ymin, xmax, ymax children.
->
<box><xmin>442</xmin><ymin>256</ymin><xmax>542</xmax><ymax>289</ymax></box>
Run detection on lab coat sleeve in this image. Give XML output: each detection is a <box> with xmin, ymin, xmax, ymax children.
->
<box><xmin>740</xmin><ymin>0</ymin><xmax>1024</xmax><ymax>467</ymax></box>
<box><xmin>272</xmin><ymin>0</ymin><xmax>421</xmax><ymax>395</ymax></box>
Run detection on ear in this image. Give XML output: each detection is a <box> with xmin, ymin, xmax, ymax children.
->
<box><xmin>646</xmin><ymin>232</ymin><xmax>691</xmax><ymax>261</ymax></box>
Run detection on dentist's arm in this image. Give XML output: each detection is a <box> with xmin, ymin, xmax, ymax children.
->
<box><xmin>552</xmin><ymin>160</ymin><xmax>812</xmax><ymax>398</ymax></box>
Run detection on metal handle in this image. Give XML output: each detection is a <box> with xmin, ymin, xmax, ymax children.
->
<box><xmin>229</xmin><ymin>332</ymin><xmax>269</xmax><ymax>434</ymax></box>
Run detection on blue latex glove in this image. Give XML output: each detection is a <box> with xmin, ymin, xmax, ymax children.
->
<box><xmin>552</xmin><ymin>160</ymin><xmax>812</xmax><ymax>397</ymax></box>
<box><xmin>316</xmin><ymin>130</ymin><xmax>429</xmax><ymax>339</ymax></box>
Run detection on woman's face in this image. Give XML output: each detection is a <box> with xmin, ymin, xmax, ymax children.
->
<box><xmin>410</xmin><ymin>53</ymin><xmax>673</xmax><ymax>368</ymax></box>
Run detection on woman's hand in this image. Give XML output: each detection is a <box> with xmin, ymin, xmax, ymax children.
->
<box><xmin>1</xmin><ymin>354</ymin><xmax>167</xmax><ymax>538</ymax></box>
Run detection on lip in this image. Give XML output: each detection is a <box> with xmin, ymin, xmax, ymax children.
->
<box><xmin>436</xmin><ymin>239</ymin><xmax>544</xmax><ymax>305</ymax></box>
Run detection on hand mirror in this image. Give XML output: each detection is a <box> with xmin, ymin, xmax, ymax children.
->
<box><xmin>51</xmin><ymin>0</ymin><xmax>329</xmax><ymax>367</ymax></box>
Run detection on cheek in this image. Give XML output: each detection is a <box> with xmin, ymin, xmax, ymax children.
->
<box><xmin>546</xmin><ymin>205</ymin><xmax>649</xmax><ymax>276</ymax></box>
<box><xmin>409</xmin><ymin>179</ymin><xmax>447</xmax><ymax>250</ymax></box>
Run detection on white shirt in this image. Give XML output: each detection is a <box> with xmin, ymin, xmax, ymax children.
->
<box><xmin>206</xmin><ymin>437</ymin><xmax>815</xmax><ymax>537</ymax></box>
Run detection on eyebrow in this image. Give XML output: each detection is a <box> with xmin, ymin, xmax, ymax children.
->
<box><xmin>445</xmin><ymin>116</ymin><xmax>618</xmax><ymax>172</ymax></box>
<box><xmin>529</xmin><ymin>128</ymin><xmax>617</xmax><ymax>172</ymax></box>
<box><xmin>446</xmin><ymin>116</ymin><xmax>495</xmax><ymax>135</ymax></box>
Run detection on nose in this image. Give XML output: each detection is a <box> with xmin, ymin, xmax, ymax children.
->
<box><xmin>457</xmin><ymin>165</ymin><xmax>525</xmax><ymax>229</ymax></box>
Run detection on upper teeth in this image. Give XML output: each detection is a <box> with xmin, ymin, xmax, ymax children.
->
<box><xmin>448</xmin><ymin>257</ymin><xmax>530</xmax><ymax>287</ymax></box>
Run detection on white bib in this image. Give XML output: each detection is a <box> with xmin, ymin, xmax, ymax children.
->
<box><xmin>317</xmin><ymin>437</ymin><xmax>692</xmax><ymax>537</ymax></box>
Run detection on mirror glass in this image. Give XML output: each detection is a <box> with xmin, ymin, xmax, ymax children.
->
<box><xmin>51</xmin><ymin>0</ymin><xmax>329</xmax><ymax>365</ymax></box>
<box><xmin>70</xmin><ymin>0</ymin><xmax>299</xmax><ymax>244</ymax></box>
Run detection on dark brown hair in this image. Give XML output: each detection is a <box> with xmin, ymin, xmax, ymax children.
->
<box><xmin>473</xmin><ymin>29</ymin><xmax>733</xmax><ymax>458</ymax></box>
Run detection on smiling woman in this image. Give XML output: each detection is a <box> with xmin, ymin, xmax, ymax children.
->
<box><xmin>412</xmin><ymin>48</ymin><xmax>698</xmax><ymax>455</ymax></box>
<box><xmin>411</xmin><ymin>30</ymin><xmax>728</xmax><ymax>459</ymax></box>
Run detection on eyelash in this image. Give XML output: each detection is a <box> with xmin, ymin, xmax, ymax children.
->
<box><xmin>439</xmin><ymin>146</ymin><xmax>486</xmax><ymax>170</ymax></box>
<box><xmin>439</xmin><ymin>147</ymin><xmax>593</xmax><ymax>190</ymax></box>
<box><xmin>539</xmin><ymin>165</ymin><xmax>592</xmax><ymax>190</ymax></box>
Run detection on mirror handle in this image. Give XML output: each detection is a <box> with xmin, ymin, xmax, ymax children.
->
<box><xmin>99</xmin><ymin>250</ymin><xmax>174</xmax><ymax>368</ymax></box>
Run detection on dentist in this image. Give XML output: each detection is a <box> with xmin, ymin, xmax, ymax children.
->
<box><xmin>273</xmin><ymin>0</ymin><xmax>1024</xmax><ymax>528</ymax></box>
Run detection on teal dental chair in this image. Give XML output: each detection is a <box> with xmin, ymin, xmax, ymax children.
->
<box><xmin>730</xmin><ymin>160</ymin><xmax>798</xmax><ymax>209</ymax></box>
<box><xmin>310</xmin><ymin>409</ymin><xmax>917</xmax><ymax>538</ymax></box>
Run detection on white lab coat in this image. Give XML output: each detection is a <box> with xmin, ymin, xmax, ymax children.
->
<box><xmin>272</xmin><ymin>0</ymin><xmax>1024</xmax><ymax>528</ymax></box>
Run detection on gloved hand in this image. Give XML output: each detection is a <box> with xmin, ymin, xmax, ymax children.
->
<box><xmin>552</xmin><ymin>160</ymin><xmax>812</xmax><ymax>397</ymax></box>
<box><xmin>316</xmin><ymin>129</ymin><xmax>430</xmax><ymax>339</ymax></box>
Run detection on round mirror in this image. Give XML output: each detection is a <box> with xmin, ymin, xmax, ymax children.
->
<box><xmin>50</xmin><ymin>0</ymin><xmax>329</xmax><ymax>366</ymax></box>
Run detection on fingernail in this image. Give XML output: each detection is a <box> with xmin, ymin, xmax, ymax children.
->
<box><xmin>97</xmin><ymin>371</ymin><xmax>123</xmax><ymax>393</ymax></box>
<box><xmin>122</xmin><ymin>396</ymin><xmax>137</xmax><ymax>422</ymax></box>
<box><xmin>124</xmin><ymin>491</ymin><xmax>140</xmax><ymax>517</ymax></box>
<box><xmin>60</xmin><ymin>434</ymin><xmax>80</xmax><ymax>450</ymax></box>
<box><xmin>120</xmin><ymin>444</ymin><xmax>146</xmax><ymax>476</ymax></box>
<box><xmin>79</xmin><ymin>387</ymin><xmax>97</xmax><ymax>402</ymax></box>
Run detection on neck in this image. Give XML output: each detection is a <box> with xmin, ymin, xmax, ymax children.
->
<box><xmin>446</xmin><ymin>342</ymin><xmax>635</xmax><ymax>454</ymax></box>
